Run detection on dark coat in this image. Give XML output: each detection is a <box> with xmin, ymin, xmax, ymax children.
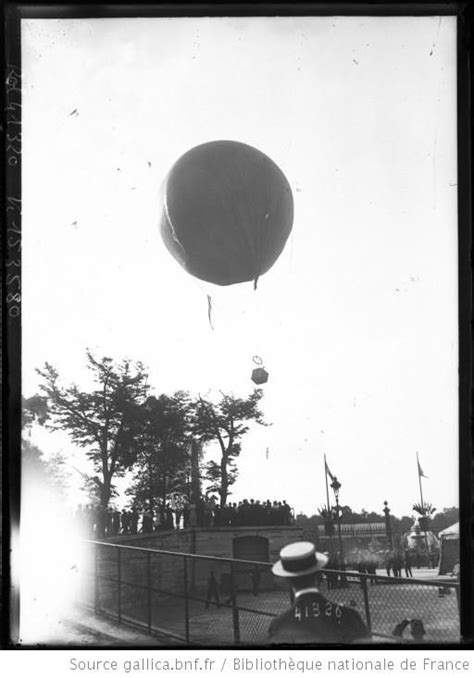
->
<box><xmin>268</xmin><ymin>591</ymin><xmax>370</xmax><ymax>645</ymax></box>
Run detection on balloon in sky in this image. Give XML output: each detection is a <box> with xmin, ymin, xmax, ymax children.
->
<box><xmin>159</xmin><ymin>140</ymin><xmax>294</xmax><ymax>286</ymax></box>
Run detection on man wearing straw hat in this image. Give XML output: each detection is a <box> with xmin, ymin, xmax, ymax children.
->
<box><xmin>269</xmin><ymin>542</ymin><xmax>370</xmax><ymax>644</ymax></box>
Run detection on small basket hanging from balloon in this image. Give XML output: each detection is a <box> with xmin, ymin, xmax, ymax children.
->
<box><xmin>251</xmin><ymin>356</ymin><xmax>269</xmax><ymax>385</ymax></box>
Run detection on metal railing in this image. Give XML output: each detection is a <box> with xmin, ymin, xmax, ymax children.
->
<box><xmin>78</xmin><ymin>540</ymin><xmax>460</xmax><ymax>646</ymax></box>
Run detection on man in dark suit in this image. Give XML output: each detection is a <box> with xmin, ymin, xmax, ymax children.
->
<box><xmin>268</xmin><ymin>541</ymin><xmax>370</xmax><ymax>645</ymax></box>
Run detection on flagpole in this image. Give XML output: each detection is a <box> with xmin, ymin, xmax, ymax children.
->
<box><xmin>417</xmin><ymin>452</ymin><xmax>430</xmax><ymax>567</ymax></box>
<box><xmin>417</xmin><ymin>451</ymin><xmax>425</xmax><ymax>509</ymax></box>
<box><xmin>324</xmin><ymin>454</ymin><xmax>330</xmax><ymax>513</ymax></box>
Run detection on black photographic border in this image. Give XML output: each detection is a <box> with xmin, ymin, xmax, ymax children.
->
<box><xmin>2</xmin><ymin>0</ymin><xmax>472</xmax><ymax>651</ymax></box>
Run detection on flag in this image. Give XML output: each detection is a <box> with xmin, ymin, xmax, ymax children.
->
<box><xmin>325</xmin><ymin>458</ymin><xmax>335</xmax><ymax>481</ymax></box>
<box><xmin>417</xmin><ymin>458</ymin><xmax>428</xmax><ymax>478</ymax></box>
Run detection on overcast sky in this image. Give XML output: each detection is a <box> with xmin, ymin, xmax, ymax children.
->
<box><xmin>22</xmin><ymin>16</ymin><xmax>458</xmax><ymax>518</ymax></box>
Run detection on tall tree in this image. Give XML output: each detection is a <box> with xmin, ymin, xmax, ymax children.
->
<box><xmin>37</xmin><ymin>351</ymin><xmax>149</xmax><ymax>509</ymax></box>
<box><xmin>193</xmin><ymin>389</ymin><xmax>267</xmax><ymax>507</ymax></box>
<box><xmin>126</xmin><ymin>392</ymin><xmax>192</xmax><ymax>515</ymax></box>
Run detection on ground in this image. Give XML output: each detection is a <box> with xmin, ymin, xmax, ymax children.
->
<box><xmin>90</xmin><ymin>566</ymin><xmax>459</xmax><ymax>646</ymax></box>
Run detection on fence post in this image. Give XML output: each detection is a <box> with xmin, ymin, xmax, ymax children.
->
<box><xmin>94</xmin><ymin>545</ymin><xmax>99</xmax><ymax>612</ymax></box>
<box><xmin>190</xmin><ymin>530</ymin><xmax>197</xmax><ymax>592</ymax></box>
<box><xmin>230</xmin><ymin>562</ymin><xmax>240</xmax><ymax>644</ymax></box>
<box><xmin>360</xmin><ymin>575</ymin><xmax>372</xmax><ymax>632</ymax></box>
<box><xmin>117</xmin><ymin>547</ymin><xmax>122</xmax><ymax>624</ymax></box>
<box><xmin>147</xmin><ymin>551</ymin><xmax>152</xmax><ymax>633</ymax></box>
<box><xmin>183</xmin><ymin>557</ymin><xmax>190</xmax><ymax>643</ymax></box>
<box><xmin>455</xmin><ymin>584</ymin><xmax>460</xmax><ymax>613</ymax></box>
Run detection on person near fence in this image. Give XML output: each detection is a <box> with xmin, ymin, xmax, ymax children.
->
<box><xmin>384</xmin><ymin>551</ymin><xmax>392</xmax><ymax>577</ymax></box>
<box><xmin>251</xmin><ymin>566</ymin><xmax>261</xmax><ymax>597</ymax></box>
<box><xmin>393</xmin><ymin>552</ymin><xmax>403</xmax><ymax>577</ymax></box>
<box><xmin>112</xmin><ymin>509</ymin><xmax>121</xmax><ymax>537</ymax></box>
<box><xmin>96</xmin><ymin>507</ymin><xmax>106</xmax><ymax>539</ymax></box>
<box><xmin>121</xmin><ymin>510</ymin><xmax>130</xmax><ymax>534</ymax></box>
<box><xmin>205</xmin><ymin>571</ymin><xmax>220</xmax><ymax>609</ymax></box>
<box><xmin>404</xmin><ymin>550</ymin><xmax>413</xmax><ymax>577</ymax></box>
<box><xmin>282</xmin><ymin>500</ymin><xmax>293</xmax><ymax>525</ymax></box>
<box><xmin>268</xmin><ymin>541</ymin><xmax>370</xmax><ymax>644</ymax></box>
<box><xmin>141</xmin><ymin>510</ymin><xmax>153</xmax><ymax>533</ymax></box>
<box><xmin>129</xmin><ymin>509</ymin><xmax>139</xmax><ymax>534</ymax></box>
<box><xmin>366</xmin><ymin>558</ymin><xmax>377</xmax><ymax>585</ymax></box>
<box><xmin>189</xmin><ymin>502</ymin><xmax>198</xmax><ymax>528</ymax></box>
<box><xmin>325</xmin><ymin>552</ymin><xmax>339</xmax><ymax>591</ymax></box>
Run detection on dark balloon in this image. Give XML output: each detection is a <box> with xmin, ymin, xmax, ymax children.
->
<box><xmin>159</xmin><ymin>140</ymin><xmax>294</xmax><ymax>286</ymax></box>
<box><xmin>251</xmin><ymin>367</ymin><xmax>269</xmax><ymax>385</ymax></box>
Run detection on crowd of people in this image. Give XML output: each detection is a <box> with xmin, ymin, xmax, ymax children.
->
<box><xmin>75</xmin><ymin>497</ymin><xmax>294</xmax><ymax>538</ymax></box>
<box><xmin>212</xmin><ymin>499</ymin><xmax>294</xmax><ymax>527</ymax></box>
<box><xmin>321</xmin><ymin>547</ymin><xmax>426</xmax><ymax>588</ymax></box>
<box><xmin>344</xmin><ymin>548</ymin><xmax>415</xmax><ymax>577</ymax></box>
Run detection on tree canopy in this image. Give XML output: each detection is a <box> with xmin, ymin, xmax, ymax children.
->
<box><xmin>37</xmin><ymin>351</ymin><xmax>149</xmax><ymax>508</ymax></box>
<box><xmin>193</xmin><ymin>389</ymin><xmax>267</xmax><ymax>506</ymax></box>
<box><xmin>126</xmin><ymin>392</ymin><xmax>193</xmax><ymax>514</ymax></box>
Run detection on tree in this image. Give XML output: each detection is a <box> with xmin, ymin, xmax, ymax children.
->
<box><xmin>22</xmin><ymin>396</ymin><xmax>68</xmax><ymax>492</ymax></box>
<box><xmin>126</xmin><ymin>392</ymin><xmax>192</xmax><ymax>515</ymax></box>
<box><xmin>430</xmin><ymin>507</ymin><xmax>459</xmax><ymax>534</ymax></box>
<box><xmin>392</xmin><ymin>515</ymin><xmax>414</xmax><ymax>534</ymax></box>
<box><xmin>193</xmin><ymin>389</ymin><xmax>267</xmax><ymax>507</ymax></box>
<box><xmin>37</xmin><ymin>351</ymin><xmax>149</xmax><ymax>509</ymax></box>
<box><xmin>22</xmin><ymin>394</ymin><xmax>49</xmax><ymax>427</ymax></box>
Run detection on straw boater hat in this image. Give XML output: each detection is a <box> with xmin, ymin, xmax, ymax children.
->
<box><xmin>272</xmin><ymin>542</ymin><xmax>329</xmax><ymax>578</ymax></box>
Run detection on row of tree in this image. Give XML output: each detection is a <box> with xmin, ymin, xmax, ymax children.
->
<box><xmin>23</xmin><ymin>351</ymin><xmax>266</xmax><ymax>514</ymax></box>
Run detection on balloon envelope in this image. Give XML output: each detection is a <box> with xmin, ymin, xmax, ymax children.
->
<box><xmin>159</xmin><ymin>140</ymin><xmax>294</xmax><ymax>286</ymax></box>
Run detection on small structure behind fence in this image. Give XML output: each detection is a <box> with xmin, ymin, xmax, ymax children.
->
<box><xmin>78</xmin><ymin>540</ymin><xmax>460</xmax><ymax>646</ymax></box>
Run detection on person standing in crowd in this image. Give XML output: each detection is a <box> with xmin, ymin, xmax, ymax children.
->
<box><xmin>205</xmin><ymin>571</ymin><xmax>220</xmax><ymax>609</ymax></box>
<box><xmin>112</xmin><ymin>509</ymin><xmax>121</xmax><ymax>537</ymax></box>
<box><xmin>155</xmin><ymin>506</ymin><xmax>164</xmax><ymax>530</ymax></box>
<box><xmin>95</xmin><ymin>506</ymin><xmax>106</xmax><ymax>539</ymax></box>
<box><xmin>228</xmin><ymin>503</ymin><xmax>237</xmax><ymax>526</ymax></box>
<box><xmin>214</xmin><ymin>503</ymin><xmax>223</xmax><ymax>526</ymax></box>
<box><xmin>282</xmin><ymin>500</ymin><xmax>292</xmax><ymax>525</ymax></box>
<box><xmin>203</xmin><ymin>496</ymin><xmax>213</xmax><ymax>528</ymax></box>
<box><xmin>173</xmin><ymin>497</ymin><xmax>183</xmax><ymax>530</ymax></box>
<box><xmin>165</xmin><ymin>504</ymin><xmax>174</xmax><ymax>529</ymax></box>
<box><xmin>129</xmin><ymin>508</ymin><xmax>139</xmax><ymax>535</ymax></box>
<box><xmin>104</xmin><ymin>508</ymin><xmax>113</xmax><ymax>538</ymax></box>
<box><xmin>268</xmin><ymin>542</ymin><xmax>370</xmax><ymax>644</ymax></box>
<box><xmin>141</xmin><ymin>509</ymin><xmax>153</xmax><ymax>533</ymax></box>
<box><xmin>121</xmin><ymin>510</ymin><xmax>130</xmax><ymax>535</ymax></box>
<box><xmin>182</xmin><ymin>499</ymin><xmax>190</xmax><ymax>528</ymax></box>
<box><xmin>189</xmin><ymin>501</ymin><xmax>197</xmax><ymax>528</ymax></box>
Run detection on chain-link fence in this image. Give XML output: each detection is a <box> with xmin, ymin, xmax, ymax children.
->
<box><xmin>78</xmin><ymin>541</ymin><xmax>460</xmax><ymax>645</ymax></box>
